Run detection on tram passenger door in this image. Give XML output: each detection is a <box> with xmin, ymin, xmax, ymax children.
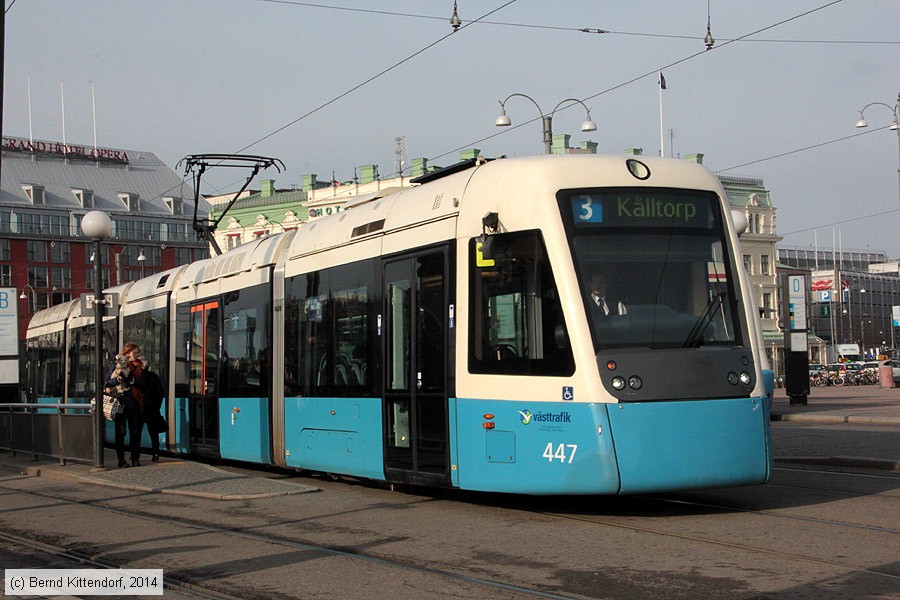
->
<box><xmin>188</xmin><ymin>301</ymin><xmax>220</xmax><ymax>457</ymax></box>
<box><xmin>383</xmin><ymin>251</ymin><xmax>450</xmax><ymax>486</ymax></box>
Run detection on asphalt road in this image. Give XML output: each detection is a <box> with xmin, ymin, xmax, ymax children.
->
<box><xmin>1</xmin><ymin>448</ymin><xmax>897</xmax><ymax>600</ymax></box>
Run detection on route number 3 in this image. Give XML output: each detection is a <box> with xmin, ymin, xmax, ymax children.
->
<box><xmin>543</xmin><ymin>443</ymin><xmax>577</xmax><ymax>464</ymax></box>
<box><xmin>578</xmin><ymin>195</ymin><xmax>593</xmax><ymax>221</ymax></box>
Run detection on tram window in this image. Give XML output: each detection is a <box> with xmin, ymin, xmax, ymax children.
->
<box><xmin>560</xmin><ymin>188</ymin><xmax>744</xmax><ymax>350</ymax></box>
<box><xmin>123</xmin><ymin>308</ymin><xmax>168</xmax><ymax>388</ymax></box>
<box><xmin>221</xmin><ymin>286</ymin><xmax>271</xmax><ymax>397</ymax></box>
<box><xmin>68</xmin><ymin>326</ymin><xmax>95</xmax><ymax>400</ymax></box>
<box><xmin>33</xmin><ymin>332</ymin><xmax>64</xmax><ymax>397</ymax></box>
<box><xmin>469</xmin><ymin>231</ymin><xmax>574</xmax><ymax>376</ymax></box>
<box><xmin>285</xmin><ymin>260</ymin><xmax>375</xmax><ymax>398</ymax></box>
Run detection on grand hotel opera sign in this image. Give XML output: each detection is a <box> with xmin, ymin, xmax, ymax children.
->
<box><xmin>2</xmin><ymin>136</ymin><xmax>129</xmax><ymax>163</ymax></box>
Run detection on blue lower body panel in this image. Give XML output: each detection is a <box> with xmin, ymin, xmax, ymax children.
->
<box><xmin>219</xmin><ymin>397</ymin><xmax>270</xmax><ymax>463</ymax></box>
<box><xmin>36</xmin><ymin>397</ymin><xmax>60</xmax><ymax>414</ymax></box>
<box><xmin>283</xmin><ymin>396</ymin><xmax>384</xmax><ymax>480</ymax></box>
<box><xmin>174</xmin><ymin>397</ymin><xmax>190</xmax><ymax>454</ymax></box>
<box><xmin>453</xmin><ymin>397</ymin><xmax>771</xmax><ymax>495</ymax></box>
<box><xmin>454</xmin><ymin>399</ymin><xmax>620</xmax><ymax>495</ymax></box>
<box><xmin>608</xmin><ymin>397</ymin><xmax>771</xmax><ymax>494</ymax></box>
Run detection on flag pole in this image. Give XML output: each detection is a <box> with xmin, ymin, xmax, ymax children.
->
<box><xmin>658</xmin><ymin>67</ymin><xmax>665</xmax><ymax>157</ymax></box>
<box><xmin>60</xmin><ymin>81</ymin><xmax>67</xmax><ymax>150</ymax></box>
<box><xmin>92</xmin><ymin>85</ymin><xmax>98</xmax><ymax>150</ymax></box>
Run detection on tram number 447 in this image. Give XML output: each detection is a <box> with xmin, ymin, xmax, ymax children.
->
<box><xmin>543</xmin><ymin>443</ymin><xmax>578</xmax><ymax>464</ymax></box>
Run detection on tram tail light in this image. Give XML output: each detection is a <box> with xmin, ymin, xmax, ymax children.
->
<box><xmin>483</xmin><ymin>422</ymin><xmax>495</xmax><ymax>429</ymax></box>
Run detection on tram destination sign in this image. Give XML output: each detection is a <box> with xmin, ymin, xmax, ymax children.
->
<box><xmin>567</xmin><ymin>191</ymin><xmax>716</xmax><ymax>229</ymax></box>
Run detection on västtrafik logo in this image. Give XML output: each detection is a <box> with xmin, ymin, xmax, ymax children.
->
<box><xmin>518</xmin><ymin>410</ymin><xmax>533</xmax><ymax>425</ymax></box>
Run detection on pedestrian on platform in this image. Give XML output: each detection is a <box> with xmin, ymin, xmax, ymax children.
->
<box><xmin>107</xmin><ymin>342</ymin><xmax>143</xmax><ymax>468</ymax></box>
<box><xmin>139</xmin><ymin>362</ymin><xmax>166</xmax><ymax>463</ymax></box>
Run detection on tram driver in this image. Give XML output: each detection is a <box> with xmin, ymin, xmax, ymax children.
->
<box><xmin>589</xmin><ymin>269</ymin><xmax>627</xmax><ymax>317</ymax></box>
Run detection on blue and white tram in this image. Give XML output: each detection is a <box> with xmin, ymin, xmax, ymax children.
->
<box><xmin>26</xmin><ymin>154</ymin><xmax>773</xmax><ymax>495</ymax></box>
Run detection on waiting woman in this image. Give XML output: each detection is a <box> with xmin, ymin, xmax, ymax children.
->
<box><xmin>106</xmin><ymin>342</ymin><xmax>144</xmax><ymax>468</ymax></box>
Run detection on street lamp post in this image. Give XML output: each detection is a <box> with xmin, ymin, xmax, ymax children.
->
<box><xmin>19</xmin><ymin>284</ymin><xmax>36</xmax><ymax>314</ymax></box>
<box><xmin>855</xmin><ymin>93</ymin><xmax>900</xmax><ymax>208</ymax></box>
<box><xmin>842</xmin><ymin>283</ymin><xmax>866</xmax><ymax>348</ymax></box>
<box><xmin>81</xmin><ymin>211</ymin><xmax>112</xmax><ymax>469</ymax></box>
<box><xmin>495</xmin><ymin>93</ymin><xmax>597</xmax><ymax>155</ymax></box>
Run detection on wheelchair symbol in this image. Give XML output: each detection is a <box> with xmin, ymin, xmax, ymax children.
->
<box><xmin>562</xmin><ymin>386</ymin><xmax>574</xmax><ymax>401</ymax></box>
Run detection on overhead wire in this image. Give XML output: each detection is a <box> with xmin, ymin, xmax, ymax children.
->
<box><xmin>156</xmin><ymin>0</ymin><xmax>889</xmax><ymax>241</ymax></box>
<box><xmin>149</xmin><ymin>0</ymin><xmax>521</xmax><ymax>198</ymax></box>
<box><xmin>717</xmin><ymin>125</ymin><xmax>892</xmax><ymax>172</ymax></box>
<box><xmin>230</xmin><ymin>0</ymin><xmax>520</xmax><ymax>157</ymax></box>
<box><xmin>432</xmin><ymin>0</ymin><xmax>848</xmax><ymax>162</ymax></box>
<box><xmin>256</xmin><ymin>0</ymin><xmax>898</xmax><ymax>45</ymax></box>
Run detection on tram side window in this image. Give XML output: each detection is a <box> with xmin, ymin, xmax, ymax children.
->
<box><xmin>221</xmin><ymin>286</ymin><xmax>270</xmax><ymax>398</ymax></box>
<box><xmin>68</xmin><ymin>326</ymin><xmax>94</xmax><ymax>400</ymax></box>
<box><xmin>123</xmin><ymin>308</ymin><xmax>169</xmax><ymax>386</ymax></box>
<box><xmin>285</xmin><ymin>260</ymin><xmax>374</xmax><ymax>398</ymax></box>
<box><xmin>174</xmin><ymin>303</ymin><xmax>191</xmax><ymax>398</ymax></box>
<box><xmin>469</xmin><ymin>231</ymin><xmax>574</xmax><ymax>376</ymax></box>
<box><xmin>32</xmin><ymin>332</ymin><xmax>64</xmax><ymax>397</ymax></box>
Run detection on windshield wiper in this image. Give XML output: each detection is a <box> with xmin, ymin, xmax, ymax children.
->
<box><xmin>683</xmin><ymin>292</ymin><xmax>724</xmax><ymax>348</ymax></box>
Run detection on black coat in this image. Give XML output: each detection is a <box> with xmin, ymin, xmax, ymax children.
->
<box><xmin>138</xmin><ymin>369</ymin><xmax>167</xmax><ymax>434</ymax></box>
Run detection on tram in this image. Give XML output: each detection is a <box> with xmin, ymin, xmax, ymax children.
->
<box><xmin>25</xmin><ymin>154</ymin><xmax>774</xmax><ymax>494</ymax></box>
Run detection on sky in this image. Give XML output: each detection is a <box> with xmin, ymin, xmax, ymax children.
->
<box><xmin>3</xmin><ymin>0</ymin><xmax>899</xmax><ymax>256</ymax></box>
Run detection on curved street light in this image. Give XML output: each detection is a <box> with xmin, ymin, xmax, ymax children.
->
<box><xmin>495</xmin><ymin>93</ymin><xmax>597</xmax><ymax>155</ymax></box>
<box><xmin>19</xmin><ymin>284</ymin><xmax>36</xmax><ymax>313</ymax></box>
<box><xmin>855</xmin><ymin>93</ymin><xmax>900</xmax><ymax>208</ymax></box>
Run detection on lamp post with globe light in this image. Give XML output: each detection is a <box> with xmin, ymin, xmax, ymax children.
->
<box><xmin>81</xmin><ymin>211</ymin><xmax>111</xmax><ymax>468</ymax></box>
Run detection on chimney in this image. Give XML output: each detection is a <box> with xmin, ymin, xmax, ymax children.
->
<box><xmin>359</xmin><ymin>164</ymin><xmax>378</xmax><ymax>185</ymax></box>
<box><xmin>552</xmin><ymin>133</ymin><xmax>571</xmax><ymax>154</ymax></box>
<box><xmin>684</xmin><ymin>153</ymin><xmax>704</xmax><ymax>164</ymax></box>
<box><xmin>411</xmin><ymin>158</ymin><xmax>428</xmax><ymax>178</ymax></box>
<box><xmin>625</xmin><ymin>148</ymin><xmax>643</xmax><ymax>156</ymax></box>
<box><xmin>261</xmin><ymin>179</ymin><xmax>275</xmax><ymax>197</ymax></box>
<box><xmin>580</xmin><ymin>141</ymin><xmax>598</xmax><ymax>154</ymax></box>
<box><xmin>460</xmin><ymin>148</ymin><xmax>481</xmax><ymax>161</ymax></box>
<box><xmin>302</xmin><ymin>174</ymin><xmax>317</xmax><ymax>192</ymax></box>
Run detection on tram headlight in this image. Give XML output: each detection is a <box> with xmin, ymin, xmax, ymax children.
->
<box><xmin>727</xmin><ymin>371</ymin><xmax>739</xmax><ymax>386</ymax></box>
<box><xmin>628</xmin><ymin>376</ymin><xmax>642</xmax><ymax>390</ymax></box>
<box><xmin>611</xmin><ymin>376</ymin><xmax>626</xmax><ymax>390</ymax></box>
<box><xmin>739</xmin><ymin>371</ymin><xmax>752</xmax><ymax>385</ymax></box>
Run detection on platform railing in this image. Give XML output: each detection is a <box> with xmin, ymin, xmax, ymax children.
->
<box><xmin>0</xmin><ymin>403</ymin><xmax>94</xmax><ymax>465</ymax></box>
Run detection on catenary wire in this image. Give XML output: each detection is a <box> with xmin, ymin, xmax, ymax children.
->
<box><xmin>256</xmin><ymin>0</ymin><xmax>898</xmax><ymax>45</ymax></box>
<box><xmin>430</xmin><ymin>0</ymin><xmax>847</xmax><ymax>163</ymax></box>
<box><xmin>229</xmin><ymin>0</ymin><xmax>519</xmax><ymax>157</ymax></box>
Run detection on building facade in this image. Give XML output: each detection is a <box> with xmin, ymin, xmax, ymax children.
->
<box><xmin>1</xmin><ymin>136</ymin><xmax>210</xmax><ymax>399</ymax></box>
<box><xmin>779</xmin><ymin>246</ymin><xmax>899</xmax><ymax>360</ymax></box>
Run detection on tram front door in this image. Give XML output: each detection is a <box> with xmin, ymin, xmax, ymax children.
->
<box><xmin>382</xmin><ymin>251</ymin><xmax>451</xmax><ymax>486</ymax></box>
<box><xmin>188</xmin><ymin>301</ymin><xmax>220</xmax><ymax>457</ymax></box>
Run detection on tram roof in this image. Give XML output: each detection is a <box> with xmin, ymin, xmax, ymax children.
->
<box><xmin>283</xmin><ymin>154</ymin><xmax>725</xmax><ymax>261</ymax></box>
<box><xmin>26</xmin><ymin>299</ymin><xmax>77</xmax><ymax>332</ymax></box>
<box><xmin>178</xmin><ymin>229</ymin><xmax>296</xmax><ymax>288</ymax></box>
<box><xmin>119</xmin><ymin>266</ymin><xmax>187</xmax><ymax>305</ymax></box>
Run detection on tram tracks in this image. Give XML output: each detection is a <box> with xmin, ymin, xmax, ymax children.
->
<box><xmin>0</xmin><ymin>529</ymin><xmax>244</xmax><ymax>600</ymax></box>
<box><xmin>0</xmin><ymin>482</ymin><xmax>576</xmax><ymax>600</ymax></box>
<box><xmin>2</xmin><ymin>470</ymin><xmax>898</xmax><ymax>596</ymax></box>
<box><xmin>524</xmin><ymin>488</ymin><xmax>900</xmax><ymax>585</ymax></box>
<box><xmin>536</xmin><ymin>507</ymin><xmax>900</xmax><ymax>582</ymax></box>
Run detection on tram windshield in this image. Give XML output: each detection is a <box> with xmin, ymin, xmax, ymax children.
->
<box><xmin>559</xmin><ymin>188</ymin><xmax>744</xmax><ymax>350</ymax></box>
